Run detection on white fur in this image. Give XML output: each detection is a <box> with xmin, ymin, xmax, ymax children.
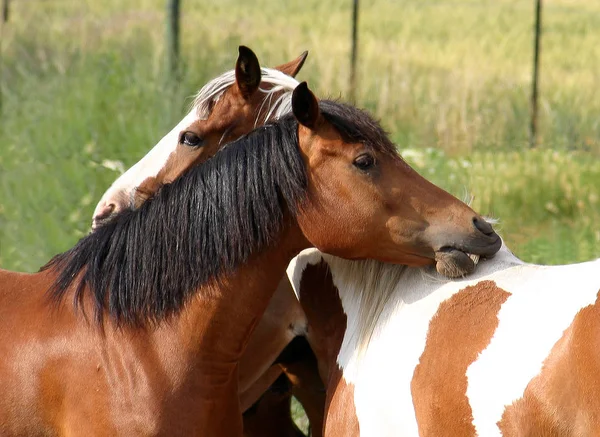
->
<box><xmin>93</xmin><ymin>68</ymin><xmax>299</xmax><ymax>225</ymax></box>
<box><xmin>92</xmin><ymin>109</ymin><xmax>198</xmax><ymax>222</ymax></box>
<box><xmin>289</xmin><ymin>244</ymin><xmax>600</xmax><ymax>436</ymax></box>
<box><xmin>467</xmin><ymin>259</ymin><xmax>600</xmax><ymax>436</ymax></box>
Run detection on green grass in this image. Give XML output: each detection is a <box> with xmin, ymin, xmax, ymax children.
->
<box><xmin>1</xmin><ymin>0</ymin><xmax>599</xmax><ymax>272</ymax></box>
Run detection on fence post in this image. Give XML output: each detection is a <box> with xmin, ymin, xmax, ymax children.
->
<box><xmin>530</xmin><ymin>0</ymin><xmax>543</xmax><ymax>148</ymax></box>
<box><xmin>349</xmin><ymin>0</ymin><xmax>359</xmax><ymax>103</ymax></box>
<box><xmin>0</xmin><ymin>0</ymin><xmax>7</xmax><ymax>113</ymax></box>
<box><xmin>2</xmin><ymin>0</ymin><xmax>8</xmax><ymax>23</ymax></box>
<box><xmin>165</xmin><ymin>0</ymin><xmax>181</xmax><ymax>82</ymax></box>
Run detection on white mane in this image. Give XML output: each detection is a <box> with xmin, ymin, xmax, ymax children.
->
<box><xmin>192</xmin><ymin>67</ymin><xmax>299</xmax><ymax>123</ymax></box>
<box><xmin>288</xmin><ymin>249</ymin><xmax>410</xmax><ymax>358</ymax></box>
<box><xmin>289</xmin><ymin>238</ymin><xmax>523</xmax><ymax>364</ymax></box>
<box><xmin>319</xmin><ymin>254</ymin><xmax>410</xmax><ymax>358</ymax></box>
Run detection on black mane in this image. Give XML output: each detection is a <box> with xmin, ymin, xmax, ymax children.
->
<box><xmin>45</xmin><ymin>100</ymin><xmax>396</xmax><ymax>325</ymax></box>
<box><xmin>319</xmin><ymin>100</ymin><xmax>397</xmax><ymax>156</ymax></box>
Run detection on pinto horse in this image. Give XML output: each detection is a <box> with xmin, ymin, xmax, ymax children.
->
<box><xmin>289</xmin><ymin>242</ymin><xmax>600</xmax><ymax>436</ymax></box>
<box><xmin>92</xmin><ymin>46</ymin><xmax>324</xmax><ymax>434</ymax></box>
<box><xmin>93</xmin><ymin>46</ymin><xmax>305</xmax><ymax>228</ymax></box>
<box><xmin>0</xmin><ymin>83</ymin><xmax>501</xmax><ymax>436</ymax></box>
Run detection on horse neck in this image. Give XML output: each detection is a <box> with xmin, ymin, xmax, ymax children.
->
<box><xmin>157</xmin><ymin>221</ymin><xmax>309</xmax><ymax>368</ymax></box>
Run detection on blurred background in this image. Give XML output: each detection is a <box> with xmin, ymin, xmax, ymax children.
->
<box><xmin>0</xmin><ymin>0</ymin><xmax>599</xmax><ymax>272</ymax></box>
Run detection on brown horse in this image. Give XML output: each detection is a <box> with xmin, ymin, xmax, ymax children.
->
<box><xmin>92</xmin><ymin>46</ymin><xmax>323</xmax><ymax>434</ymax></box>
<box><xmin>0</xmin><ymin>83</ymin><xmax>500</xmax><ymax>436</ymax></box>
<box><xmin>242</xmin><ymin>337</ymin><xmax>323</xmax><ymax>437</ymax></box>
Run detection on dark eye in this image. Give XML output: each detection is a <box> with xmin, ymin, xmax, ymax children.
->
<box><xmin>180</xmin><ymin>131</ymin><xmax>204</xmax><ymax>148</ymax></box>
<box><xmin>353</xmin><ymin>153</ymin><xmax>375</xmax><ymax>171</ymax></box>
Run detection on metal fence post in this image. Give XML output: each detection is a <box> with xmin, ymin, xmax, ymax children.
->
<box><xmin>349</xmin><ymin>0</ymin><xmax>359</xmax><ymax>103</ymax></box>
<box><xmin>530</xmin><ymin>0</ymin><xmax>543</xmax><ymax>148</ymax></box>
<box><xmin>2</xmin><ymin>0</ymin><xmax>8</xmax><ymax>23</ymax></box>
<box><xmin>166</xmin><ymin>0</ymin><xmax>181</xmax><ymax>82</ymax></box>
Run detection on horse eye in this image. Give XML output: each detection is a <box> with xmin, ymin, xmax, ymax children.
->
<box><xmin>180</xmin><ymin>132</ymin><xmax>204</xmax><ymax>148</ymax></box>
<box><xmin>353</xmin><ymin>153</ymin><xmax>375</xmax><ymax>171</ymax></box>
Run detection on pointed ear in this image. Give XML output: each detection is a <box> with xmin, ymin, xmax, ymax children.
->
<box><xmin>236</xmin><ymin>46</ymin><xmax>262</xmax><ymax>99</ymax></box>
<box><xmin>292</xmin><ymin>82</ymin><xmax>320</xmax><ymax>128</ymax></box>
<box><xmin>274</xmin><ymin>51</ymin><xmax>308</xmax><ymax>78</ymax></box>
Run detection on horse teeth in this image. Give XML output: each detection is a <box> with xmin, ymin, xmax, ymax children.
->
<box><xmin>468</xmin><ymin>253</ymin><xmax>480</xmax><ymax>266</ymax></box>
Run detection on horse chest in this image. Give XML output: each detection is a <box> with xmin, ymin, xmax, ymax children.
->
<box><xmin>93</xmin><ymin>357</ymin><xmax>241</xmax><ymax>436</ymax></box>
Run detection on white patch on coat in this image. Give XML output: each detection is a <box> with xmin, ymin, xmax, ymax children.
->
<box><xmin>328</xmin><ymin>251</ymin><xmax>524</xmax><ymax>437</ymax></box>
<box><xmin>466</xmin><ymin>258</ymin><xmax>600</xmax><ymax>437</ymax></box>
<box><xmin>288</xmin><ymin>244</ymin><xmax>600</xmax><ymax>436</ymax></box>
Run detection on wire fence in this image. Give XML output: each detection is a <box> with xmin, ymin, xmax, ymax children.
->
<box><xmin>1</xmin><ymin>0</ymin><xmax>593</xmax><ymax>155</ymax></box>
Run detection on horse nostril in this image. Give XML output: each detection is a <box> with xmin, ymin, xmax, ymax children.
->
<box><xmin>472</xmin><ymin>217</ymin><xmax>495</xmax><ymax>236</ymax></box>
<box><xmin>103</xmin><ymin>203</ymin><xmax>116</xmax><ymax>217</ymax></box>
<box><xmin>94</xmin><ymin>203</ymin><xmax>117</xmax><ymax>223</ymax></box>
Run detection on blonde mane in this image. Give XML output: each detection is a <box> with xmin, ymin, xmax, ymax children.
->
<box><xmin>319</xmin><ymin>254</ymin><xmax>410</xmax><ymax>358</ymax></box>
<box><xmin>192</xmin><ymin>67</ymin><xmax>299</xmax><ymax>123</ymax></box>
<box><xmin>288</xmin><ymin>250</ymin><xmax>410</xmax><ymax>360</ymax></box>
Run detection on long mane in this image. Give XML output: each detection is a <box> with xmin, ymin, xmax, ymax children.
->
<box><xmin>45</xmin><ymin>114</ymin><xmax>307</xmax><ymax>325</ymax></box>
<box><xmin>45</xmin><ymin>100</ymin><xmax>397</xmax><ymax>326</ymax></box>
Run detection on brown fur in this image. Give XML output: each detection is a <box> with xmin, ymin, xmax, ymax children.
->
<box><xmin>71</xmin><ymin>66</ymin><xmax>501</xmax><ymax>435</ymax></box>
<box><xmin>238</xmin><ymin>277</ymin><xmax>305</xmax><ymax>398</ymax></box>
<box><xmin>98</xmin><ymin>49</ymin><xmax>321</xmax><ymax>435</ymax></box>
<box><xmin>0</xmin><ymin>86</ymin><xmax>499</xmax><ymax>435</ymax></box>
<box><xmin>280</xmin><ymin>346</ymin><xmax>326</xmax><ymax>437</ymax></box>
<box><xmin>498</xmin><ymin>290</ymin><xmax>600</xmax><ymax>437</ymax></box>
<box><xmin>324</xmin><ymin>368</ymin><xmax>360</xmax><ymax>437</ymax></box>
<box><xmin>240</xmin><ymin>364</ymin><xmax>284</xmax><ymax>412</ymax></box>
<box><xmin>242</xmin><ymin>376</ymin><xmax>305</xmax><ymax>437</ymax></box>
<box><xmin>411</xmin><ymin>280</ymin><xmax>510</xmax><ymax>437</ymax></box>
<box><xmin>296</xmin><ymin>261</ymin><xmax>361</xmax><ymax>436</ymax></box>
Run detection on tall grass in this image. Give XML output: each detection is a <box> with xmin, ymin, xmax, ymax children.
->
<box><xmin>0</xmin><ymin>0</ymin><xmax>599</xmax><ymax>271</ymax></box>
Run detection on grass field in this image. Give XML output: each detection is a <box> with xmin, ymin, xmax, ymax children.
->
<box><xmin>1</xmin><ymin>0</ymin><xmax>599</xmax><ymax>272</ymax></box>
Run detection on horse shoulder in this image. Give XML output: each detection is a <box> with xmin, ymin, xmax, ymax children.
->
<box><xmin>466</xmin><ymin>260</ymin><xmax>600</xmax><ymax>436</ymax></box>
<box><xmin>497</xmin><ymin>262</ymin><xmax>600</xmax><ymax>436</ymax></box>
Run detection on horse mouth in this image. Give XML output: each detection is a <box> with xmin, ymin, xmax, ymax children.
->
<box><xmin>434</xmin><ymin>247</ymin><xmax>481</xmax><ymax>278</ymax></box>
<box><xmin>91</xmin><ymin>215</ymin><xmax>113</xmax><ymax>231</ymax></box>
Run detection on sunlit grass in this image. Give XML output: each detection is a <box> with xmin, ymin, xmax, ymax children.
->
<box><xmin>401</xmin><ymin>147</ymin><xmax>600</xmax><ymax>264</ymax></box>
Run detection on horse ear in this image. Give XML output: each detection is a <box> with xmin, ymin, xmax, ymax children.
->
<box><xmin>292</xmin><ymin>82</ymin><xmax>320</xmax><ymax>128</ymax></box>
<box><xmin>236</xmin><ymin>46</ymin><xmax>262</xmax><ymax>99</ymax></box>
<box><xmin>274</xmin><ymin>51</ymin><xmax>308</xmax><ymax>78</ymax></box>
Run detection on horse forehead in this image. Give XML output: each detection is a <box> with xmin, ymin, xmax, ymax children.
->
<box><xmin>194</xmin><ymin>92</ymin><xmax>260</xmax><ymax>135</ymax></box>
<box><xmin>199</xmin><ymin>74</ymin><xmax>289</xmax><ymax>123</ymax></box>
<box><xmin>299</xmin><ymin>128</ymin><xmax>358</xmax><ymax>162</ymax></box>
<box><xmin>134</xmin><ymin>109</ymin><xmax>199</xmax><ymax>174</ymax></box>
<box><xmin>95</xmin><ymin>109</ymin><xmax>199</xmax><ymax>207</ymax></box>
